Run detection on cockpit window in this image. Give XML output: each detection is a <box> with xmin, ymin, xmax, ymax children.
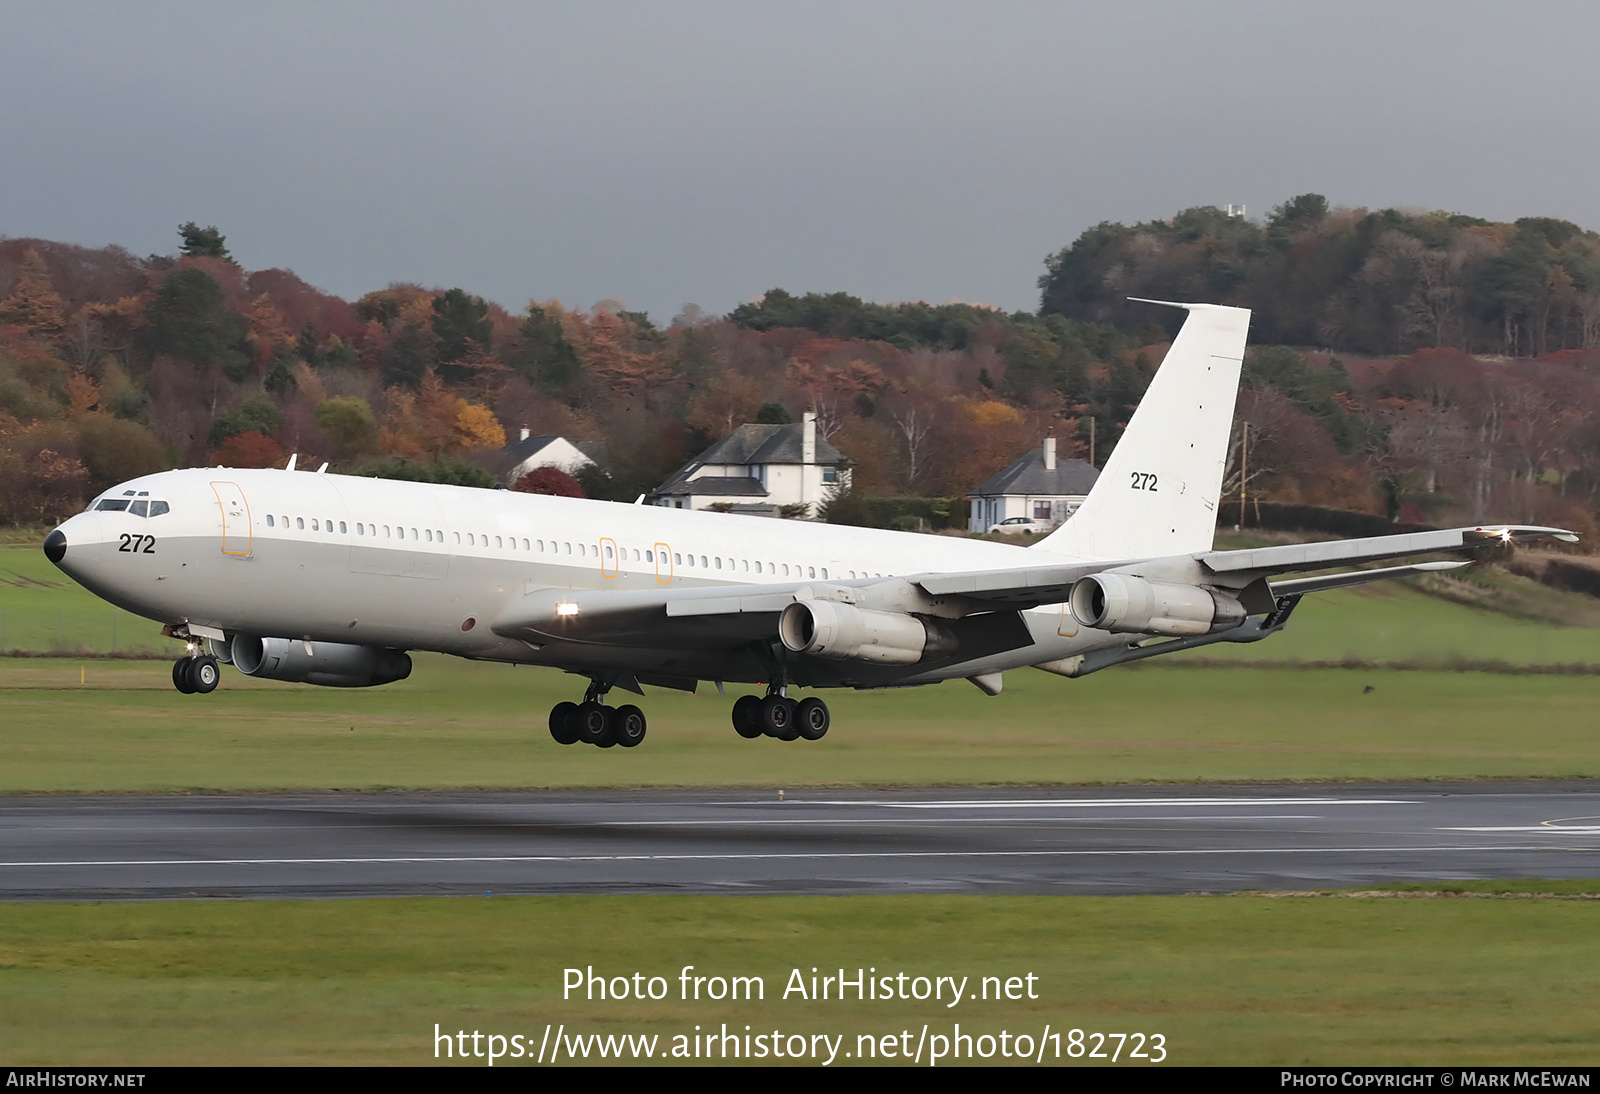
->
<box><xmin>129</xmin><ymin>500</ymin><xmax>148</xmax><ymax>517</ymax></box>
<box><xmin>149</xmin><ymin>501</ymin><xmax>169</xmax><ymax>517</ymax></box>
<box><xmin>95</xmin><ymin>499</ymin><xmax>131</xmax><ymax>512</ymax></box>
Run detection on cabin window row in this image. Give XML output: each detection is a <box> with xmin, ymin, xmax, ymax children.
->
<box><xmin>260</xmin><ymin>517</ymin><xmax>884</xmax><ymax>580</ymax></box>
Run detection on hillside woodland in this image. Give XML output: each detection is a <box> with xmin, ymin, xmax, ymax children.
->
<box><xmin>2</xmin><ymin>199</ymin><xmax>1598</xmax><ymax>544</ymax></box>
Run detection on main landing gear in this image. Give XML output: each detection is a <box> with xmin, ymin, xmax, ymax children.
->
<box><xmin>171</xmin><ymin>653</ymin><xmax>220</xmax><ymax>695</ymax></box>
<box><xmin>548</xmin><ymin>679</ymin><xmax>646</xmax><ymax>749</ymax></box>
<box><xmin>731</xmin><ymin>688</ymin><xmax>829</xmax><ymax>742</ymax></box>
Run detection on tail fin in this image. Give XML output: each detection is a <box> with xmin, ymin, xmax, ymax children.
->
<box><xmin>1037</xmin><ymin>301</ymin><xmax>1250</xmax><ymax>561</ymax></box>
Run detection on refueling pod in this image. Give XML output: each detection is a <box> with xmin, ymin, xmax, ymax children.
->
<box><xmin>230</xmin><ymin>634</ymin><xmax>412</xmax><ymax>688</ymax></box>
<box><xmin>1068</xmin><ymin>573</ymin><xmax>1245</xmax><ymax>637</ymax></box>
<box><xmin>778</xmin><ymin>600</ymin><xmax>956</xmax><ymax>664</ymax></box>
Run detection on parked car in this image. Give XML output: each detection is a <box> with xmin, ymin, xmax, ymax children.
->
<box><xmin>988</xmin><ymin>516</ymin><xmax>1044</xmax><ymax>536</ymax></box>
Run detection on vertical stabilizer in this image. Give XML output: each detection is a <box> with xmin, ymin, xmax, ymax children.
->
<box><xmin>1037</xmin><ymin>302</ymin><xmax>1250</xmax><ymax>560</ymax></box>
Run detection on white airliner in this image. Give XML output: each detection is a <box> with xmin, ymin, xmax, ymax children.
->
<box><xmin>43</xmin><ymin>301</ymin><xmax>1575</xmax><ymax>748</ymax></box>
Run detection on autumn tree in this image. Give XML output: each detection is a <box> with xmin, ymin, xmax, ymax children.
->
<box><xmin>512</xmin><ymin>302</ymin><xmax>581</xmax><ymax>398</ymax></box>
<box><xmin>512</xmin><ymin>466</ymin><xmax>584</xmax><ymax>497</ymax></box>
<box><xmin>0</xmin><ymin>250</ymin><xmax>67</xmax><ymax>340</ymax></box>
<box><xmin>213</xmin><ymin>430</ymin><xmax>284</xmax><ymax>469</ymax></box>
<box><xmin>314</xmin><ymin>396</ymin><xmax>379</xmax><ymax>458</ymax></box>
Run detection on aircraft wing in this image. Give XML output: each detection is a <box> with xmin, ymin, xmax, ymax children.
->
<box><xmin>915</xmin><ymin>524</ymin><xmax>1576</xmax><ymax>612</ymax></box>
<box><xmin>494</xmin><ymin>524</ymin><xmax>1579</xmax><ymax>649</ymax></box>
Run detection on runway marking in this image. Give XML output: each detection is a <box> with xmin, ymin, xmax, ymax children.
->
<box><xmin>755</xmin><ymin>797</ymin><xmax>1417</xmax><ymax>809</ymax></box>
<box><xmin>0</xmin><ymin>844</ymin><xmax>1584</xmax><ymax>869</ymax></box>
<box><xmin>1444</xmin><ymin>826</ymin><xmax>1600</xmax><ymax>834</ymax></box>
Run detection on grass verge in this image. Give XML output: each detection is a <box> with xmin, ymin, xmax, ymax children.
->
<box><xmin>2</xmin><ymin>894</ymin><xmax>1598</xmax><ymax>1066</ymax></box>
<box><xmin>4</xmin><ymin>657</ymin><xmax>1600</xmax><ymax>791</ymax></box>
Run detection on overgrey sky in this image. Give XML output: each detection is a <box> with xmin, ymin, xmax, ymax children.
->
<box><xmin>3</xmin><ymin>1</ymin><xmax>1596</xmax><ymax>321</ymax></box>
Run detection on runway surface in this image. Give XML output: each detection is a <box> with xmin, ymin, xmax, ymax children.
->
<box><xmin>3</xmin><ymin>782</ymin><xmax>1600</xmax><ymax>900</ymax></box>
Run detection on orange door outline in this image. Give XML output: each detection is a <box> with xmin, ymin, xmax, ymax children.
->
<box><xmin>1058</xmin><ymin>601</ymin><xmax>1079</xmax><ymax>637</ymax></box>
<box><xmin>210</xmin><ymin>481</ymin><xmax>252</xmax><ymax>557</ymax></box>
<box><xmin>655</xmin><ymin>542</ymin><xmax>673</xmax><ymax>584</ymax></box>
<box><xmin>599</xmin><ymin>537</ymin><xmax>619</xmax><ymax>579</ymax></box>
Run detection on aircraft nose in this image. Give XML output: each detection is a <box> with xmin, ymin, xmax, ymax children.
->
<box><xmin>43</xmin><ymin>528</ymin><xmax>67</xmax><ymax>564</ymax></box>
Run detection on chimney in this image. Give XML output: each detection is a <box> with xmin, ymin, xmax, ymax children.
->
<box><xmin>802</xmin><ymin>411</ymin><xmax>817</xmax><ymax>464</ymax></box>
<box><xmin>1043</xmin><ymin>435</ymin><xmax>1057</xmax><ymax>471</ymax></box>
<box><xmin>520</xmin><ymin>426</ymin><xmax>530</xmax><ymax>443</ymax></box>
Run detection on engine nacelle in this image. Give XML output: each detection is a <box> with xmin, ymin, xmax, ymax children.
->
<box><xmin>778</xmin><ymin>600</ymin><xmax>956</xmax><ymax>665</ymax></box>
<box><xmin>1068</xmin><ymin>574</ymin><xmax>1245</xmax><ymax>637</ymax></box>
<box><xmin>230</xmin><ymin>634</ymin><xmax>412</xmax><ymax>688</ymax></box>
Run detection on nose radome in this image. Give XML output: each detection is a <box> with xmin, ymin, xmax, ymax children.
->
<box><xmin>43</xmin><ymin>529</ymin><xmax>66</xmax><ymax>564</ymax></box>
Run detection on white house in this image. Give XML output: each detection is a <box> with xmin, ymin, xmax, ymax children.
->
<box><xmin>967</xmin><ymin>436</ymin><xmax>1098</xmax><ymax>532</ymax></box>
<box><xmin>651</xmin><ymin>412</ymin><xmax>850</xmax><ymax>516</ymax></box>
<box><xmin>502</xmin><ymin>429</ymin><xmax>602</xmax><ymax>485</ymax></box>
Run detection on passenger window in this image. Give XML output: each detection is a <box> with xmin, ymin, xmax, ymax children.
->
<box><xmin>715</xmin><ymin>557</ymin><xmax>722</xmax><ymax>570</ymax></box>
<box><xmin>821</xmin><ymin>568</ymin><xmax>829</xmax><ymax>579</ymax></box>
<box><xmin>675</xmin><ymin>552</ymin><xmax>682</xmax><ymax>566</ymax></box>
<box><xmin>808</xmin><ymin>567</ymin><xmax>815</xmax><ymax>578</ymax></box>
<box><xmin>646</xmin><ymin>550</ymin><xmax>653</xmax><ymax>563</ymax></box>
<box><xmin>684</xmin><ymin>554</ymin><xmax>693</xmax><ymax>567</ymax></box>
<box><xmin>267</xmin><ymin>515</ymin><xmax>276</xmax><ymax>528</ymax></box>
<box><xmin>297</xmin><ymin>518</ymin><xmax>305</xmax><ymax>530</ymax></box>
<box><xmin>312</xmin><ymin>519</ymin><xmax>320</xmax><ymax>531</ymax></box>
<box><xmin>605</xmin><ymin>545</ymin><xmax>613</xmax><ymax>559</ymax></box>
<box><xmin>781</xmin><ymin>564</ymin><xmax>789</xmax><ymax>576</ymax></box>
<box><xmin>340</xmin><ymin>521</ymin><xmax>348</xmax><ymax>534</ymax></box>
<box><xmin>537</xmin><ymin>540</ymin><xmax>544</xmax><ymax>552</ymax></box>
<box><xmin>754</xmin><ymin>561</ymin><xmax>761</xmax><ymax>574</ymax></box>
<box><xmin>411</xmin><ymin>528</ymin><xmax>418</xmax><ymax>540</ymax></box>
<box><xmin>521</xmin><ymin>538</ymin><xmax>528</xmax><ymax>550</ymax></box>
<box><xmin>701</xmin><ymin>555</ymin><xmax>708</xmax><ymax>568</ymax></box>
<box><xmin>741</xmin><ymin>560</ymin><xmax>749</xmax><ymax>572</ymax></box>
<box><xmin>564</xmin><ymin>542</ymin><xmax>572</xmax><ymax>554</ymax></box>
<box><xmin>384</xmin><ymin>525</ymin><xmax>390</xmax><ymax>537</ymax></box>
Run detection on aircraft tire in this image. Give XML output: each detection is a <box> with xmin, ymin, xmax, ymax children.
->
<box><xmin>760</xmin><ymin>695</ymin><xmax>799</xmax><ymax>740</ymax></box>
<box><xmin>577</xmin><ymin>701</ymin><xmax>615</xmax><ymax>746</ymax></box>
<box><xmin>549</xmin><ymin>701</ymin><xmax>580</xmax><ymax>745</ymax></box>
<box><xmin>191</xmin><ymin>655</ymin><xmax>221</xmax><ymax>694</ymax></box>
<box><xmin>613</xmin><ymin>704</ymin><xmax>647</xmax><ymax>748</ymax></box>
<box><xmin>172</xmin><ymin>658</ymin><xmax>197</xmax><ymax>695</ymax></box>
<box><xmin>796</xmin><ymin>697</ymin><xmax>829</xmax><ymax>740</ymax></box>
<box><xmin>732</xmin><ymin>694</ymin><xmax>763</xmax><ymax>739</ymax></box>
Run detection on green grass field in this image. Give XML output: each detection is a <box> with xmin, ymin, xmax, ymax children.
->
<box><xmin>2</xmin><ymin>893</ymin><xmax>1598</xmax><ymax>1066</ymax></box>
<box><xmin>4</xmin><ymin>656</ymin><xmax>1600</xmax><ymax>791</ymax></box>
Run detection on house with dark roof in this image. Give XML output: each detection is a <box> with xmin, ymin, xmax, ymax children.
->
<box><xmin>502</xmin><ymin>429</ymin><xmax>605</xmax><ymax>485</ymax></box>
<box><xmin>968</xmin><ymin>436</ymin><xmax>1099</xmax><ymax>532</ymax></box>
<box><xmin>651</xmin><ymin>412</ymin><xmax>849</xmax><ymax>516</ymax></box>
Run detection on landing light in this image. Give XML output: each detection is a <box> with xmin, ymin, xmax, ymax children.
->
<box><xmin>556</xmin><ymin>602</ymin><xmax>580</xmax><ymax>617</ymax></box>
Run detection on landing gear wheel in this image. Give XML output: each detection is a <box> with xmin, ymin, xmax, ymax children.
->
<box><xmin>172</xmin><ymin>658</ymin><xmax>196</xmax><ymax>694</ymax></box>
<box><xmin>796</xmin><ymin>697</ymin><xmax>830</xmax><ymax>740</ymax></box>
<box><xmin>613</xmin><ymin>704</ymin><xmax>647</xmax><ymax>748</ymax></box>
<box><xmin>190</xmin><ymin>655</ymin><xmax>220</xmax><ymax>694</ymax></box>
<box><xmin>732</xmin><ymin>694</ymin><xmax>763</xmax><ymax>739</ymax></box>
<box><xmin>760</xmin><ymin>695</ymin><xmax>800</xmax><ymax>741</ymax></box>
<box><xmin>577</xmin><ymin>701</ymin><xmax>615</xmax><ymax>747</ymax></box>
<box><xmin>549</xmin><ymin>701</ymin><xmax>580</xmax><ymax>745</ymax></box>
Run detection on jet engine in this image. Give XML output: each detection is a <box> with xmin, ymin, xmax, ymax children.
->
<box><xmin>778</xmin><ymin>600</ymin><xmax>956</xmax><ymax>664</ymax></box>
<box><xmin>1068</xmin><ymin>574</ymin><xmax>1245</xmax><ymax>637</ymax></box>
<box><xmin>230</xmin><ymin>634</ymin><xmax>412</xmax><ymax>688</ymax></box>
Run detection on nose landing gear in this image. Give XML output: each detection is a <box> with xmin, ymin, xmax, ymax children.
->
<box><xmin>172</xmin><ymin>654</ymin><xmax>220</xmax><ymax>695</ymax></box>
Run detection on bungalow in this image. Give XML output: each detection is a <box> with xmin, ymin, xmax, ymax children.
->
<box><xmin>968</xmin><ymin>436</ymin><xmax>1098</xmax><ymax>533</ymax></box>
<box><xmin>651</xmin><ymin>412</ymin><xmax>849</xmax><ymax>516</ymax></box>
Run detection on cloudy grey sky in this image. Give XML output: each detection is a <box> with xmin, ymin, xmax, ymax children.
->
<box><xmin>2</xmin><ymin>1</ymin><xmax>1595</xmax><ymax>321</ymax></box>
